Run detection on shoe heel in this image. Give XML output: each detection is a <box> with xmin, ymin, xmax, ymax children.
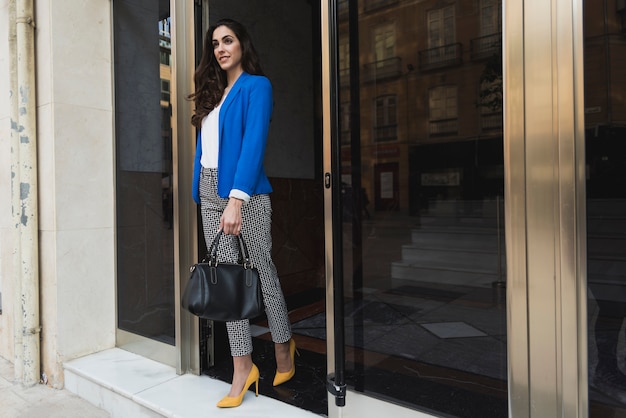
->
<box><xmin>255</xmin><ymin>377</ymin><xmax>259</xmax><ymax>397</ymax></box>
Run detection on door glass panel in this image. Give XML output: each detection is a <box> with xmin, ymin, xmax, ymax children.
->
<box><xmin>585</xmin><ymin>2</ymin><xmax>626</xmax><ymax>414</ymax></box>
<box><xmin>113</xmin><ymin>0</ymin><xmax>175</xmax><ymax>344</ymax></box>
<box><xmin>338</xmin><ymin>1</ymin><xmax>507</xmax><ymax>415</ymax></box>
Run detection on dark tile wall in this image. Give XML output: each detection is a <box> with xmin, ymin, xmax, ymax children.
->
<box><xmin>269</xmin><ymin>177</ymin><xmax>326</xmax><ymax>299</ymax></box>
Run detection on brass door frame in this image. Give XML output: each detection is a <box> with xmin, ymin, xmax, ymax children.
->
<box><xmin>173</xmin><ymin>0</ymin><xmax>200</xmax><ymax>375</ymax></box>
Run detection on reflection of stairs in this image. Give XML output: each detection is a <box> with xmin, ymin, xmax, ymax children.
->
<box><xmin>392</xmin><ymin>199</ymin><xmax>505</xmax><ymax>287</ymax></box>
<box><xmin>390</xmin><ymin>199</ymin><xmax>626</xmax><ymax>293</ymax></box>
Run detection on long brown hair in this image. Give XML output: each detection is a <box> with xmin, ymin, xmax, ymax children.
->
<box><xmin>188</xmin><ymin>19</ymin><xmax>264</xmax><ymax>128</ymax></box>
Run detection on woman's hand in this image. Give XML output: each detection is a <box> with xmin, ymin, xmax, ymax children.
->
<box><xmin>220</xmin><ymin>198</ymin><xmax>243</xmax><ymax>235</ymax></box>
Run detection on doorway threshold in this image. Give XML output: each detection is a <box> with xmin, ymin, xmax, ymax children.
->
<box><xmin>204</xmin><ymin>337</ymin><xmax>328</xmax><ymax>416</ymax></box>
<box><xmin>64</xmin><ymin>348</ymin><xmax>323</xmax><ymax>417</ymax></box>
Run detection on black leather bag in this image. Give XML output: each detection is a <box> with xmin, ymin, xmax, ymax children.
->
<box><xmin>181</xmin><ymin>231</ymin><xmax>264</xmax><ymax>321</ymax></box>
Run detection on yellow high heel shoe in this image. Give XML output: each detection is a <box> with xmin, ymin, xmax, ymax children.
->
<box><xmin>273</xmin><ymin>339</ymin><xmax>299</xmax><ymax>386</ymax></box>
<box><xmin>216</xmin><ymin>363</ymin><xmax>259</xmax><ymax>408</ymax></box>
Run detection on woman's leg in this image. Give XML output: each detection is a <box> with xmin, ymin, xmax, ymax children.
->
<box><xmin>228</xmin><ymin>354</ymin><xmax>253</xmax><ymax>397</ymax></box>
<box><xmin>238</xmin><ymin>194</ymin><xmax>293</xmax><ymax>373</ymax></box>
<box><xmin>274</xmin><ymin>341</ymin><xmax>292</xmax><ymax>372</ymax></box>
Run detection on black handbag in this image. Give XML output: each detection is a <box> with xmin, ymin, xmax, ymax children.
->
<box><xmin>181</xmin><ymin>230</ymin><xmax>264</xmax><ymax>321</ymax></box>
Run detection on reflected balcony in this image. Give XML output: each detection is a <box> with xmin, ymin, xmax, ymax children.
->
<box><xmin>374</xmin><ymin>124</ymin><xmax>398</xmax><ymax>142</ymax></box>
<box><xmin>481</xmin><ymin>112</ymin><xmax>503</xmax><ymax>131</ymax></box>
<box><xmin>429</xmin><ymin>118</ymin><xmax>459</xmax><ymax>136</ymax></box>
<box><xmin>470</xmin><ymin>33</ymin><xmax>502</xmax><ymax>61</ymax></box>
<box><xmin>364</xmin><ymin>0</ymin><xmax>399</xmax><ymax>12</ymax></box>
<box><xmin>362</xmin><ymin>57</ymin><xmax>402</xmax><ymax>82</ymax></box>
<box><xmin>419</xmin><ymin>43</ymin><xmax>463</xmax><ymax>71</ymax></box>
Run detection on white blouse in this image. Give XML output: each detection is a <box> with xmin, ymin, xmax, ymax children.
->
<box><xmin>199</xmin><ymin>99</ymin><xmax>223</xmax><ymax>169</ymax></box>
<box><xmin>199</xmin><ymin>91</ymin><xmax>250</xmax><ymax>202</ymax></box>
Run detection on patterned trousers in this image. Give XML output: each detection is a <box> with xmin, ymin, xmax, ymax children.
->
<box><xmin>199</xmin><ymin>167</ymin><xmax>292</xmax><ymax>356</ymax></box>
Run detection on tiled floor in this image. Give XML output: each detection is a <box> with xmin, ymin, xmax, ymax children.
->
<box><xmin>204</xmin><ymin>337</ymin><xmax>328</xmax><ymax>416</ymax></box>
<box><xmin>64</xmin><ymin>348</ymin><xmax>323</xmax><ymax>418</ymax></box>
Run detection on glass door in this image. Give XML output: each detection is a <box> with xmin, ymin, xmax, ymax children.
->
<box><xmin>325</xmin><ymin>1</ymin><xmax>507</xmax><ymax>416</ymax></box>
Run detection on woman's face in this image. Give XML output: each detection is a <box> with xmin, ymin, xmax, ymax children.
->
<box><xmin>212</xmin><ymin>25</ymin><xmax>243</xmax><ymax>76</ymax></box>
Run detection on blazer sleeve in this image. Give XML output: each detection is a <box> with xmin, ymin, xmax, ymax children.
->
<box><xmin>231</xmin><ymin>77</ymin><xmax>273</xmax><ymax>195</ymax></box>
<box><xmin>192</xmin><ymin>131</ymin><xmax>202</xmax><ymax>204</ymax></box>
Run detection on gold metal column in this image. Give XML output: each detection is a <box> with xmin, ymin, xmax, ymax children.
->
<box><xmin>172</xmin><ymin>0</ymin><xmax>199</xmax><ymax>375</ymax></box>
<box><xmin>504</xmin><ymin>0</ymin><xmax>587</xmax><ymax>416</ymax></box>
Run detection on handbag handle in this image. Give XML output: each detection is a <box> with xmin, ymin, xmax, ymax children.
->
<box><xmin>208</xmin><ymin>230</ymin><xmax>254</xmax><ymax>269</ymax></box>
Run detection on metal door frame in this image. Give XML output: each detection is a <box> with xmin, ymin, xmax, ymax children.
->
<box><xmin>173</xmin><ymin>0</ymin><xmax>201</xmax><ymax>375</ymax></box>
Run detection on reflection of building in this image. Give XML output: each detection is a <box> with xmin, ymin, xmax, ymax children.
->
<box><xmin>339</xmin><ymin>0</ymin><xmax>503</xmax><ymax>213</ymax></box>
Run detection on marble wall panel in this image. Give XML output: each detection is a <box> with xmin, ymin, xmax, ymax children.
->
<box><xmin>53</xmin><ymin>102</ymin><xmax>114</xmax><ymax>231</ymax></box>
<box><xmin>56</xmin><ymin>227</ymin><xmax>116</xmax><ymax>360</ymax></box>
<box><xmin>48</xmin><ymin>0</ymin><xmax>112</xmax><ymax>111</ymax></box>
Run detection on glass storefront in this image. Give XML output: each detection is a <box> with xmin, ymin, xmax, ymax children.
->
<box><xmin>585</xmin><ymin>1</ymin><xmax>626</xmax><ymax>414</ymax></box>
<box><xmin>113</xmin><ymin>0</ymin><xmax>175</xmax><ymax>346</ymax></box>
<box><xmin>106</xmin><ymin>0</ymin><xmax>625</xmax><ymax>416</ymax></box>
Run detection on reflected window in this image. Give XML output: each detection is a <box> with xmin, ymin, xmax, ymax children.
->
<box><xmin>429</xmin><ymin>85</ymin><xmax>458</xmax><ymax>136</ymax></box>
<box><xmin>480</xmin><ymin>0</ymin><xmax>502</xmax><ymax>35</ymax></box>
<box><xmin>374</xmin><ymin>95</ymin><xmax>397</xmax><ymax>142</ymax></box>
<box><xmin>374</xmin><ymin>24</ymin><xmax>396</xmax><ymax>65</ymax></box>
<box><xmin>160</xmin><ymin>79</ymin><xmax>170</xmax><ymax>103</ymax></box>
<box><xmin>427</xmin><ymin>5</ymin><xmax>456</xmax><ymax>63</ymax></box>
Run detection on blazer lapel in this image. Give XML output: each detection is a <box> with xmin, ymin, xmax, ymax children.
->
<box><xmin>219</xmin><ymin>73</ymin><xmax>247</xmax><ymax>136</ymax></box>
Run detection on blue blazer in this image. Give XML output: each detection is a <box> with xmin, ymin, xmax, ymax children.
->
<box><xmin>192</xmin><ymin>72</ymin><xmax>273</xmax><ymax>204</ymax></box>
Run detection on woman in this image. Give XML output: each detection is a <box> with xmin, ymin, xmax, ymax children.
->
<box><xmin>189</xmin><ymin>18</ymin><xmax>296</xmax><ymax>408</ymax></box>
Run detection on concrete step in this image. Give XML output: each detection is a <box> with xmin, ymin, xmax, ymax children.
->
<box><xmin>419</xmin><ymin>215</ymin><xmax>501</xmax><ymax>230</ymax></box>
<box><xmin>410</xmin><ymin>230</ymin><xmax>504</xmax><ymax>252</ymax></box>
<box><xmin>587</xmin><ymin>219</ymin><xmax>626</xmax><ymax>235</ymax></box>
<box><xmin>391</xmin><ymin>261</ymin><xmax>501</xmax><ymax>287</ymax></box>
<box><xmin>400</xmin><ymin>246</ymin><xmax>505</xmax><ymax>274</ymax></box>
<box><xmin>588</xmin><ymin>258</ymin><xmax>626</xmax><ymax>277</ymax></box>
<box><xmin>587</xmin><ymin>199</ymin><xmax>626</xmax><ymax>217</ymax></box>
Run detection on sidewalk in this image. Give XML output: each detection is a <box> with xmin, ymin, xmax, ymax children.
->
<box><xmin>0</xmin><ymin>357</ymin><xmax>109</xmax><ymax>418</ymax></box>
